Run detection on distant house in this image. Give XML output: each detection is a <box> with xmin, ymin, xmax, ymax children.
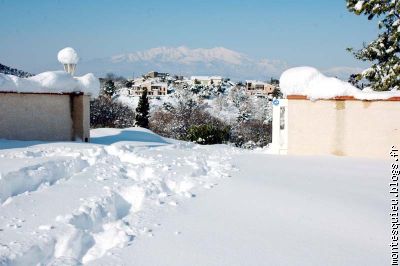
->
<box><xmin>245</xmin><ymin>80</ymin><xmax>275</xmax><ymax>96</ymax></box>
<box><xmin>144</xmin><ymin>71</ymin><xmax>169</xmax><ymax>79</ymax></box>
<box><xmin>190</xmin><ymin>76</ymin><xmax>223</xmax><ymax>86</ymax></box>
<box><xmin>129</xmin><ymin>80</ymin><xmax>168</xmax><ymax>96</ymax></box>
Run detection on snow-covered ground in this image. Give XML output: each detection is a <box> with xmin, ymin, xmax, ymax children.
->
<box><xmin>0</xmin><ymin>128</ymin><xmax>389</xmax><ymax>265</ymax></box>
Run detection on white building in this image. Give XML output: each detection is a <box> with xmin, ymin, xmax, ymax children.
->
<box><xmin>128</xmin><ymin>79</ymin><xmax>168</xmax><ymax>96</ymax></box>
<box><xmin>245</xmin><ymin>80</ymin><xmax>275</xmax><ymax>96</ymax></box>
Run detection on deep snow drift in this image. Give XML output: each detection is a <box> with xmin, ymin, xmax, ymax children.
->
<box><xmin>0</xmin><ymin>128</ymin><xmax>389</xmax><ymax>265</ymax></box>
<box><xmin>0</xmin><ymin>128</ymin><xmax>235</xmax><ymax>265</ymax></box>
<box><xmin>280</xmin><ymin>66</ymin><xmax>400</xmax><ymax>100</ymax></box>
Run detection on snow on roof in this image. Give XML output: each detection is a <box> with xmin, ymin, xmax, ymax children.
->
<box><xmin>57</xmin><ymin>47</ymin><xmax>79</xmax><ymax>64</ymax></box>
<box><xmin>280</xmin><ymin>66</ymin><xmax>400</xmax><ymax>100</ymax></box>
<box><xmin>245</xmin><ymin>80</ymin><xmax>269</xmax><ymax>85</ymax></box>
<box><xmin>151</xmin><ymin>82</ymin><xmax>167</xmax><ymax>87</ymax></box>
<box><xmin>0</xmin><ymin>71</ymin><xmax>100</xmax><ymax>97</ymax></box>
<box><xmin>190</xmin><ymin>76</ymin><xmax>209</xmax><ymax>80</ymax></box>
<box><xmin>190</xmin><ymin>76</ymin><xmax>222</xmax><ymax>80</ymax></box>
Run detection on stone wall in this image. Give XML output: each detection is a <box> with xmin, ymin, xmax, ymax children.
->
<box><xmin>0</xmin><ymin>92</ymin><xmax>90</xmax><ymax>142</ymax></box>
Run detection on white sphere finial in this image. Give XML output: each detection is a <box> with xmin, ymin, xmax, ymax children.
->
<box><xmin>57</xmin><ymin>47</ymin><xmax>79</xmax><ymax>76</ymax></box>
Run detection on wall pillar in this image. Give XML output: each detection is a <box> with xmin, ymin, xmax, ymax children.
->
<box><xmin>71</xmin><ymin>94</ymin><xmax>90</xmax><ymax>142</ymax></box>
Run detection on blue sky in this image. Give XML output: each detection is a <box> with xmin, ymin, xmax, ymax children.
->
<box><xmin>0</xmin><ymin>0</ymin><xmax>377</xmax><ymax>77</ymax></box>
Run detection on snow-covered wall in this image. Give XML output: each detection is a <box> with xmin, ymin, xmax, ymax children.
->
<box><xmin>0</xmin><ymin>71</ymin><xmax>100</xmax><ymax>97</ymax></box>
<box><xmin>280</xmin><ymin>66</ymin><xmax>400</xmax><ymax>100</ymax></box>
<box><xmin>286</xmin><ymin>97</ymin><xmax>400</xmax><ymax>158</ymax></box>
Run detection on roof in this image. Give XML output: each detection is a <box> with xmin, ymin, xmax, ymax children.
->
<box><xmin>245</xmin><ymin>80</ymin><xmax>270</xmax><ymax>85</ymax></box>
<box><xmin>190</xmin><ymin>76</ymin><xmax>222</xmax><ymax>80</ymax></box>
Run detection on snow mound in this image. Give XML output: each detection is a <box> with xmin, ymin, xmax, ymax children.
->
<box><xmin>57</xmin><ymin>47</ymin><xmax>79</xmax><ymax>64</ymax></box>
<box><xmin>280</xmin><ymin>66</ymin><xmax>400</xmax><ymax>100</ymax></box>
<box><xmin>0</xmin><ymin>71</ymin><xmax>100</xmax><ymax>97</ymax></box>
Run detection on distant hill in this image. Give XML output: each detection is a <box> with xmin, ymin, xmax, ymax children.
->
<box><xmin>0</xmin><ymin>63</ymin><xmax>33</xmax><ymax>78</ymax></box>
<box><xmin>79</xmin><ymin>46</ymin><xmax>289</xmax><ymax>81</ymax></box>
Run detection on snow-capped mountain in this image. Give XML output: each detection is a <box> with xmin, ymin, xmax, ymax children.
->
<box><xmin>111</xmin><ymin>46</ymin><xmax>246</xmax><ymax>65</ymax></box>
<box><xmin>78</xmin><ymin>46</ymin><xmax>359</xmax><ymax>80</ymax></box>
<box><xmin>79</xmin><ymin>46</ymin><xmax>288</xmax><ymax>80</ymax></box>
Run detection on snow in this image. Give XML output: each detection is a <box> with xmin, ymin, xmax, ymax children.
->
<box><xmin>280</xmin><ymin>66</ymin><xmax>400</xmax><ymax>100</ymax></box>
<box><xmin>116</xmin><ymin>94</ymin><xmax>169</xmax><ymax>111</ymax></box>
<box><xmin>0</xmin><ymin>71</ymin><xmax>100</xmax><ymax>97</ymax></box>
<box><xmin>57</xmin><ymin>47</ymin><xmax>79</xmax><ymax>65</ymax></box>
<box><xmin>0</xmin><ymin>128</ymin><xmax>389</xmax><ymax>265</ymax></box>
<box><xmin>98</xmin><ymin>154</ymin><xmax>387</xmax><ymax>266</ymax></box>
<box><xmin>190</xmin><ymin>76</ymin><xmax>222</xmax><ymax>81</ymax></box>
<box><xmin>354</xmin><ymin>1</ymin><xmax>365</xmax><ymax>11</ymax></box>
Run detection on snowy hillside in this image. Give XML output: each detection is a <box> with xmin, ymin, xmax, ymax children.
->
<box><xmin>0</xmin><ymin>128</ymin><xmax>389</xmax><ymax>265</ymax></box>
<box><xmin>116</xmin><ymin>82</ymin><xmax>273</xmax><ymax>130</ymax></box>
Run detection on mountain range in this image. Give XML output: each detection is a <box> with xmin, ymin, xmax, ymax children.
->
<box><xmin>79</xmin><ymin>46</ymin><xmax>289</xmax><ymax>80</ymax></box>
<box><xmin>1</xmin><ymin>46</ymin><xmax>361</xmax><ymax>81</ymax></box>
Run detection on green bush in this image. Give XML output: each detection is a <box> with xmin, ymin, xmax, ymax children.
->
<box><xmin>186</xmin><ymin>124</ymin><xmax>230</xmax><ymax>145</ymax></box>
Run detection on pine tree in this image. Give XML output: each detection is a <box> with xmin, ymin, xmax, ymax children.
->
<box><xmin>135</xmin><ymin>89</ymin><xmax>150</xmax><ymax>128</ymax></box>
<box><xmin>103</xmin><ymin>79</ymin><xmax>116</xmax><ymax>97</ymax></box>
<box><xmin>347</xmin><ymin>0</ymin><xmax>400</xmax><ymax>91</ymax></box>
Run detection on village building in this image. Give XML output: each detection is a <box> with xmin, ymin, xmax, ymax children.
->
<box><xmin>144</xmin><ymin>71</ymin><xmax>169</xmax><ymax>79</ymax></box>
<box><xmin>245</xmin><ymin>80</ymin><xmax>276</xmax><ymax>96</ymax></box>
<box><xmin>128</xmin><ymin>79</ymin><xmax>168</xmax><ymax>96</ymax></box>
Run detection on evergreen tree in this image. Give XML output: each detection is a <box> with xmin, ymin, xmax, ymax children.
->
<box><xmin>269</xmin><ymin>77</ymin><xmax>279</xmax><ymax>86</ymax></box>
<box><xmin>135</xmin><ymin>89</ymin><xmax>150</xmax><ymax>128</ymax></box>
<box><xmin>347</xmin><ymin>0</ymin><xmax>400</xmax><ymax>91</ymax></box>
<box><xmin>103</xmin><ymin>79</ymin><xmax>116</xmax><ymax>97</ymax></box>
<box><xmin>272</xmin><ymin>87</ymin><xmax>283</xmax><ymax>99</ymax></box>
<box><xmin>348</xmin><ymin>73</ymin><xmax>364</xmax><ymax>89</ymax></box>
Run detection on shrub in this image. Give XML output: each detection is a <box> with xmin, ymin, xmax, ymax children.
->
<box><xmin>149</xmin><ymin>107</ymin><xmax>229</xmax><ymax>143</ymax></box>
<box><xmin>230</xmin><ymin>119</ymin><xmax>272</xmax><ymax>148</ymax></box>
<box><xmin>90</xmin><ymin>96</ymin><xmax>135</xmax><ymax>128</ymax></box>
<box><xmin>186</xmin><ymin>124</ymin><xmax>230</xmax><ymax>144</ymax></box>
